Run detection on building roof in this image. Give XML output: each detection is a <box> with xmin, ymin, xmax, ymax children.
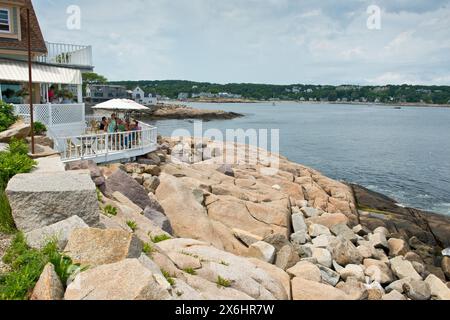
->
<box><xmin>0</xmin><ymin>58</ymin><xmax>82</xmax><ymax>84</ymax></box>
<box><xmin>0</xmin><ymin>0</ymin><xmax>47</xmax><ymax>54</ymax></box>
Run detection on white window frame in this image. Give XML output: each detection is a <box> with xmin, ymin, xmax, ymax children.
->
<box><xmin>0</xmin><ymin>8</ymin><xmax>11</xmax><ymax>34</ymax></box>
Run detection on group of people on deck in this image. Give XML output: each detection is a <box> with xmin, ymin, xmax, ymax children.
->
<box><xmin>99</xmin><ymin>113</ymin><xmax>141</xmax><ymax>134</ymax></box>
<box><xmin>98</xmin><ymin>113</ymin><xmax>142</xmax><ymax>148</ymax></box>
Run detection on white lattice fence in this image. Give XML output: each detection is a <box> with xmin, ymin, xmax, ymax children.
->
<box><xmin>13</xmin><ymin>104</ymin><xmax>85</xmax><ymax>127</ymax></box>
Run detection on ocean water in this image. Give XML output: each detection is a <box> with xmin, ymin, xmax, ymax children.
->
<box><xmin>143</xmin><ymin>102</ymin><xmax>450</xmax><ymax>216</ymax></box>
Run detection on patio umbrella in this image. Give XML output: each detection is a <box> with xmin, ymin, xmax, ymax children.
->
<box><xmin>92</xmin><ymin>99</ymin><xmax>149</xmax><ymax>112</ymax></box>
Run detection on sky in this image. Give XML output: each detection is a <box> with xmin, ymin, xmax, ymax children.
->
<box><xmin>34</xmin><ymin>0</ymin><xmax>450</xmax><ymax>85</ymax></box>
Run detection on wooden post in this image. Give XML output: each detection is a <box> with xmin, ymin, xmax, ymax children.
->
<box><xmin>27</xmin><ymin>8</ymin><xmax>35</xmax><ymax>154</ymax></box>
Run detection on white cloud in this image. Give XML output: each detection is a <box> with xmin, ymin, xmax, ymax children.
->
<box><xmin>33</xmin><ymin>0</ymin><xmax>450</xmax><ymax>85</ymax></box>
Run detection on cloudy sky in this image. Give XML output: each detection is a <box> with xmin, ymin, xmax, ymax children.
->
<box><xmin>34</xmin><ymin>0</ymin><xmax>450</xmax><ymax>85</ymax></box>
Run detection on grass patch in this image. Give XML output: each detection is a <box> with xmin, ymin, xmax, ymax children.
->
<box><xmin>0</xmin><ymin>185</ymin><xmax>15</xmax><ymax>233</ymax></box>
<box><xmin>216</xmin><ymin>276</ymin><xmax>231</xmax><ymax>288</ymax></box>
<box><xmin>143</xmin><ymin>243</ymin><xmax>156</xmax><ymax>255</ymax></box>
<box><xmin>161</xmin><ymin>269</ymin><xmax>175</xmax><ymax>286</ymax></box>
<box><xmin>103</xmin><ymin>205</ymin><xmax>117</xmax><ymax>217</ymax></box>
<box><xmin>151</xmin><ymin>234</ymin><xmax>172</xmax><ymax>243</ymax></box>
<box><xmin>0</xmin><ymin>233</ymin><xmax>82</xmax><ymax>300</ymax></box>
<box><xmin>96</xmin><ymin>188</ymin><xmax>103</xmax><ymax>202</ymax></box>
<box><xmin>126</xmin><ymin>220</ymin><xmax>138</xmax><ymax>232</ymax></box>
<box><xmin>183</xmin><ymin>268</ymin><xmax>197</xmax><ymax>275</ymax></box>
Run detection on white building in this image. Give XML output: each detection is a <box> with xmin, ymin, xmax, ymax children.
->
<box><xmin>132</xmin><ymin>87</ymin><xmax>146</xmax><ymax>101</ymax></box>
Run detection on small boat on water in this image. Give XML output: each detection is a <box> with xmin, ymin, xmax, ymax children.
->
<box><xmin>394</xmin><ymin>106</ymin><xmax>402</xmax><ymax>110</ymax></box>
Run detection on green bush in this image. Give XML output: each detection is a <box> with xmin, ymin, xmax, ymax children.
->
<box><xmin>33</xmin><ymin>122</ymin><xmax>47</xmax><ymax>135</ymax></box>
<box><xmin>0</xmin><ymin>139</ymin><xmax>35</xmax><ymax>232</ymax></box>
<box><xmin>0</xmin><ymin>102</ymin><xmax>17</xmax><ymax>132</ymax></box>
<box><xmin>0</xmin><ymin>139</ymin><xmax>36</xmax><ymax>186</ymax></box>
<box><xmin>0</xmin><ymin>233</ymin><xmax>82</xmax><ymax>300</ymax></box>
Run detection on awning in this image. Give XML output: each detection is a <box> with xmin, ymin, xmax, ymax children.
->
<box><xmin>92</xmin><ymin>99</ymin><xmax>149</xmax><ymax>111</ymax></box>
<box><xmin>0</xmin><ymin>59</ymin><xmax>82</xmax><ymax>85</ymax></box>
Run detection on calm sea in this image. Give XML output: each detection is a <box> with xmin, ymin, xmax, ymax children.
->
<box><xmin>143</xmin><ymin>102</ymin><xmax>450</xmax><ymax>216</ymax></box>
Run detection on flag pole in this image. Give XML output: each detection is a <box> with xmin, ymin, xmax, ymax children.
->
<box><xmin>27</xmin><ymin>7</ymin><xmax>35</xmax><ymax>155</ymax></box>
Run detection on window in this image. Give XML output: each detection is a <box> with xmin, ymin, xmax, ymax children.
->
<box><xmin>0</xmin><ymin>8</ymin><xmax>10</xmax><ymax>33</ymax></box>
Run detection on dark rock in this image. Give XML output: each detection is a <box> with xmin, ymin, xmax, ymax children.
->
<box><xmin>143</xmin><ymin>207</ymin><xmax>173</xmax><ymax>235</ymax></box>
<box><xmin>148</xmin><ymin>193</ymin><xmax>165</xmax><ymax>214</ymax></box>
<box><xmin>425</xmin><ymin>264</ymin><xmax>446</xmax><ymax>282</ymax></box>
<box><xmin>217</xmin><ymin>164</ymin><xmax>234</xmax><ymax>177</ymax></box>
<box><xmin>317</xmin><ymin>265</ymin><xmax>340</xmax><ymax>287</ymax></box>
<box><xmin>351</xmin><ymin>184</ymin><xmax>450</xmax><ymax>248</ymax></box>
<box><xmin>105</xmin><ymin>169</ymin><xmax>152</xmax><ymax>210</ymax></box>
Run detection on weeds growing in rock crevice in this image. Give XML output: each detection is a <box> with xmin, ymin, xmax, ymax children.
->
<box><xmin>0</xmin><ymin>233</ymin><xmax>82</xmax><ymax>300</ymax></box>
<box><xmin>216</xmin><ymin>276</ymin><xmax>231</xmax><ymax>288</ymax></box>
<box><xmin>103</xmin><ymin>205</ymin><xmax>118</xmax><ymax>217</ymax></box>
<box><xmin>161</xmin><ymin>269</ymin><xmax>175</xmax><ymax>286</ymax></box>
<box><xmin>151</xmin><ymin>234</ymin><xmax>172</xmax><ymax>243</ymax></box>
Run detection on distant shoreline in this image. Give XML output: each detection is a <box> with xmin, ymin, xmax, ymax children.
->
<box><xmin>169</xmin><ymin>99</ymin><xmax>450</xmax><ymax>108</ymax></box>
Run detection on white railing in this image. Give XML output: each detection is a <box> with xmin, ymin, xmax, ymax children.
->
<box><xmin>13</xmin><ymin>104</ymin><xmax>158</xmax><ymax>163</ymax></box>
<box><xmin>37</xmin><ymin>42</ymin><xmax>93</xmax><ymax>67</ymax></box>
<box><xmin>53</xmin><ymin>122</ymin><xmax>157</xmax><ymax>162</ymax></box>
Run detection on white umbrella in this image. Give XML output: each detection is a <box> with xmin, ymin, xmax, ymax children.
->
<box><xmin>92</xmin><ymin>99</ymin><xmax>149</xmax><ymax>111</ymax></box>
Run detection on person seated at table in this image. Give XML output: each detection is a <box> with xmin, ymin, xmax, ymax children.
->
<box><xmin>99</xmin><ymin>117</ymin><xmax>108</xmax><ymax>131</ymax></box>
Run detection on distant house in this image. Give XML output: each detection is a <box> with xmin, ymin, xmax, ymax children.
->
<box><xmin>132</xmin><ymin>86</ymin><xmax>146</xmax><ymax>101</ymax></box>
<box><xmin>141</xmin><ymin>93</ymin><xmax>157</xmax><ymax>105</ymax></box>
<box><xmin>86</xmin><ymin>84</ymin><xmax>129</xmax><ymax>103</ymax></box>
<box><xmin>178</xmin><ymin>92</ymin><xmax>189</xmax><ymax>100</ymax></box>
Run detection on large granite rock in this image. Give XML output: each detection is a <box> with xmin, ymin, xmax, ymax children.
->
<box><xmin>0</xmin><ymin>121</ymin><xmax>31</xmax><ymax>143</ymax></box>
<box><xmin>65</xmin><ymin>259</ymin><xmax>172</xmax><ymax>300</ymax></box>
<box><xmin>156</xmin><ymin>173</ymin><xmax>244</xmax><ymax>254</ymax></box>
<box><xmin>105</xmin><ymin>169</ymin><xmax>152</xmax><ymax>210</ymax></box>
<box><xmin>6</xmin><ymin>171</ymin><xmax>100</xmax><ymax>233</ymax></box>
<box><xmin>64</xmin><ymin>228</ymin><xmax>142</xmax><ymax>267</ymax></box>
<box><xmin>156</xmin><ymin>239</ymin><xmax>288</xmax><ymax>300</ymax></box>
<box><xmin>25</xmin><ymin>216</ymin><xmax>89</xmax><ymax>250</ymax></box>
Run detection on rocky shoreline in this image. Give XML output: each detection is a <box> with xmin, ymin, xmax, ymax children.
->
<box><xmin>143</xmin><ymin>104</ymin><xmax>243</xmax><ymax>121</ymax></box>
<box><xmin>1</xmin><ymin>136</ymin><xmax>449</xmax><ymax>300</ymax></box>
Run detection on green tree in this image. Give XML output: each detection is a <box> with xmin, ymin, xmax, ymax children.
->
<box><xmin>82</xmin><ymin>72</ymin><xmax>108</xmax><ymax>96</ymax></box>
